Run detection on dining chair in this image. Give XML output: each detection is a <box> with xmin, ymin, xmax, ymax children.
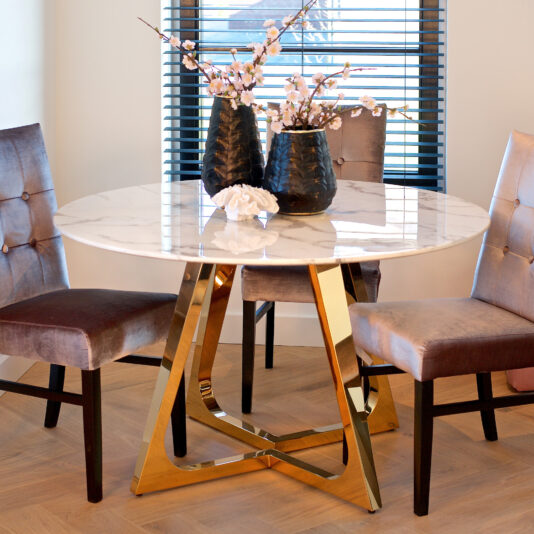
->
<box><xmin>240</xmin><ymin>105</ymin><xmax>387</xmax><ymax>414</ymax></box>
<box><xmin>0</xmin><ymin>123</ymin><xmax>185</xmax><ymax>503</ymax></box>
<box><xmin>349</xmin><ymin>130</ymin><xmax>534</xmax><ymax>515</ymax></box>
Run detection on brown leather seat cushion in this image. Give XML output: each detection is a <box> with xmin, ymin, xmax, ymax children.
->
<box><xmin>350</xmin><ymin>297</ymin><xmax>534</xmax><ymax>381</ymax></box>
<box><xmin>242</xmin><ymin>261</ymin><xmax>381</xmax><ymax>303</ymax></box>
<box><xmin>0</xmin><ymin>289</ymin><xmax>176</xmax><ymax>370</ymax></box>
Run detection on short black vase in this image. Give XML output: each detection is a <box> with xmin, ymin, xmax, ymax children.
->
<box><xmin>264</xmin><ymin>129</ymin><xmax>336</xmax><ymax>215</ymax></box>
<box><xmin>201</xmin><ymin>96</ymin><xmax>264</xmax><ymax>197</ymax></box>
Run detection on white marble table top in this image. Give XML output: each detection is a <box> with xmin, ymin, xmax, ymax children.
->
<box><xmin>55</xmin><ymin>180</ymin><xmax>490</xmax><ymax>266</ymax></box>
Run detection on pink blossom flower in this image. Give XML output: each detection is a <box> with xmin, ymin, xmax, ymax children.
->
<box><xmin>312</xmin><ymin>72</ymin><xmax>325</xmax><ymax>85</ymax></box>
<box><xmin>240</xmin><ymin>90</ymin><xmax>255</xmax><ymax>107</ymax></box>
<box><xmin>326</xmin><ymin>79</ymin><xmax>337</xmax><ymax>90</ymax></box>
<box><xmin>182</xmin><ymin>55</ymin><xmax>197</xmax><ymax>70</ymax></box>
<box><xmin>342</xmin><ymin>68</ymin><xmax>350</xmax><ymax>80</ymax></box>
<box><xmin>282</xmin><ymin>15</ymin><xmax>293</xmax><ymax>26</ymax></box>
<box><xmin>266</xmin><ymin>41</ymin><xmax>282</xmax><ymax>56</ymax></box>
<box><xmin>372</xmin><ymin>107</ymin><xmax>383</xmax><ymax>117</ymax></box>
<box><xmin>169</xmin><ymin>36</ymin><xmax>180</xmax><ymax>47</ymax></box>
<box><xmin>271</xmin><ymin>121</ymin><xmax>283</xmax><ymax>134</ymax></box>
<box><xmin>230</xmin><ymin>60</ymin><xmax>242</xmax><ymax>73</ymax></box>
<box><xmin>338</xmin><ymin>93</ymin><xmax>345</xmax><ymax>100</ymax></box>
<box><xmin>183</xmin><ymin>40</ymin><xmax>195</xmax><ymax>51</ymax></box>
<box><xmin>329</xmin><ymin>117</ymin><xmax>342</xmax><ymax>130</ymax></box>
<box><xmin>242</xmin><ymin>73</ymin><xmax>254</xmax><ymax>87</ymax></box>
<box><xmin>351</xmin><ymin>107</ymin><xmax>363</xmax><ymax>117</ymax></box>
<box><xmin>231</xmin><ymin>99</ymin><xmax>238</xmax><ymax>110</ymax></box>
<box><xmin>266</xmin><ymin>108</ymin><xmax>279</xmax><ymax>119</ymax></box>
<box><xmin>209</xmin><ymin>78</ymin><xmax>225</xmax><ymax>94</ymax></box>
<box><xmin>266</xmin><ymin>26</ymin><xmax>279</xmax><ymax>40</ymax></box>
<box><xmin>286</xmin><ymin>91</ymin><xmax>300</xmax><ymax>104</ymax></box>
<box><xmin>230</xmin><ymin>48</ymin><xmax>237</xmax><ymax>55</ymax></box>
<box><xmin>255</xmin><ymin>73</ymin><xmax>265</xmax><ymax>86</ymax></box>
<box><xmin>359</xmin><ymin>95</ymin><xmax>376</xmax><ymax>110</ymax></box>
<box><xmin>263</xmin><ymin>19</ymin><xmax>276</xmax><ymax>27</ymax></box>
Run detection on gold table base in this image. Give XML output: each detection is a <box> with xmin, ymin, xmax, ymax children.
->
<box><xmin>131</xmin><ymin>262</ymin><xmax>397</xmax><ymax>511</ymax></box>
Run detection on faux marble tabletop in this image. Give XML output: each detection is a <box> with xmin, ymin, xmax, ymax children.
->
<box><xmin>55</xmin><ymin>180</ymin><xmax>490</xmax><ymax>266</ymax></box>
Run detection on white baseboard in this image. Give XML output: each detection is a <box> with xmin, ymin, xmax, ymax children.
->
<box><xmin>219</xmin><ymin>312</ymin><xmax>323</xmax><ymax>347</ymax></box>
<box><xmin>0</xmin><ymin>355</ymin><xmax>34</xmax><ymax>396</ymax></box>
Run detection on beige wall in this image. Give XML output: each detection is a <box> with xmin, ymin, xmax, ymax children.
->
<box><xmin>0</xmin><ymin>0</ymin><xmax>56</xmax><ymax>381</ymax></box>
<box><xmin>4</xmin><ymin>0</ymin><xmax>534</xmax><ymax>353</ymax></box>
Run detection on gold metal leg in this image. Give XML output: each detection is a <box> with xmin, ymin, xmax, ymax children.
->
<box><xmin>132</xmin><ymin>261</ymin><xmax>381</xmax><ymax>510</ymax></box>
<box><xmin>341</xmin><ymin>263</ymin><xmax>399</xmax><ymax>434</ymax></box>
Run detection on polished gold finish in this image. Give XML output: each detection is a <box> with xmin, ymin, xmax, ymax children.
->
<box><xmin>132</xmin><ymin>261</ymin><xmax>381</xmax><ymax>511</ymax></box>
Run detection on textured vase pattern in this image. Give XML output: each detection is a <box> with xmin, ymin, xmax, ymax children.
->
<box><xmin>201</xmin><ymin>96</ymin><xmax>264</xmax><ymax>197</ymax></box>
<box><xmin>264</xmin><ymin>129</ymin><xmax>337</xmax><ymax>214</ymax></box>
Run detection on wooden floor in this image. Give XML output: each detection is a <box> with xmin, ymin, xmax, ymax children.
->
<box><xmin>1</xmin><ymin>344</ymin><xmax>534</xmax><ymax>533</ymax></box>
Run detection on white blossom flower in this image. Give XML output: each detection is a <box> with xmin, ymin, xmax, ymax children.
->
<box><xmin>329</xmin><ymin>116</ymin><xmax>342</xmax><ymax>130</ymax></box>
<box><xmin>231</xmin><ymin>99</ymin><xmax>238</xmax><ymax>110</ymax></box>
<box><xmin>359</xmin><ymin>95</ymin><xmax>376</xmax><ymax>110</ymax></box>
<box><xmin>342</xmin><ymin>68</ymin><xmax>351</xmax><ymax>80</ymax></box>
<box><xmin>255</xmin><ymin>73</ymin><xmax>265</xmax><ymax>86</ymax></box>
<box><xmin>326</xmin><ymin>79</ymin><xmax>337</xmax><ymax>90</ymax></box>
<box><xmin>271</xmin><ymin>121</ymin><xmax>283</xmax><ymax>134</ymax></box>
<box><xmin>240</xmin><ymin>90</ymin><xmax>255</xmax><ymax>107</ymax></box>
<box><xmin>169</xmin><ymin>36</ymin><xmax>180</xmax><ymax>47</ymax></box>
<box><xmin>266</xmin><ymin>41</ymin><xmax>282</xmax><ymax>56</ymax></box>
<box><xmin>351</xmin><ymin>107</ymin><xmax>363</xmax><ymax>117</ymax></box>
<box><xmin>372</xmin><ymin>107</ymin><xmax>383</xmax><ymax>117</ymax></box>
<box><xmin>282</xmin><ymin>15</ymin><xmax>293</xmax><ymax>26</ymax></box>
<box><xmin>312</xmin><ymin>72</ymin><xmax>326</xmax><ymax>85</ymax></box>
<box><xmin>282</xmin><ymin>111</ymin><xmax>294</xmax><ymax>127</ymax></box>
<box><xmin>182</xmin><ymin>55</ymin><xmax>197</xmax><ymax>70</ymax></box>
<box><xmin>263</xmin><ymin>19</ymin><xmax>276</xmax><ymax>27</ymax></box>
<box><xmin>232</xmin><ymin>77</ymin><xmax>243</xmax><ymax>91</ymax></box>
<box><xmin>183</xmin><ymin>40</ymin><xmax>195</xmax><ymax>51</ymax></box>
<box><xmin>316</xmin><ymin>85</ymin><xmax>325</xmax><ymax>97</ymax></box>
<box><xmin>338</xmin><ymin>92</ymin><xmax>345</xmax><ymax>100</ymax></box>
<box><xmin>285</xmin><ymin>82</ymin><xmax>295</xmax><ymax>93</ymax></box>
<box><xmin>266</xmin><ymin>108</ymin><xmax>279</xmax><ymax>119</ymax></box>
<box><xmin>244</xmin><ymin>62</ymin><xmax>254</xmax><ymax>73</ymax></box>
<box><xmin>230</xmin><ymin>48</ymin><xmax>237</xmax><ymax>55</ymax></box>
<box><xmin>266</xmin><ymin>26</ymin><xmax>279</xmax><ymax>40</ymax></box>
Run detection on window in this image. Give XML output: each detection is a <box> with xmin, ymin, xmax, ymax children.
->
<box><xmin>162</xmin><ymin>0</ymin><xmax>445</xmax><ymax>191</ymax></box>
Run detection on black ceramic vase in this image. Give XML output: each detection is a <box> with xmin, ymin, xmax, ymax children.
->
<box><xmin>264</xmin><ymin>129</ymin><xmax>336</xmax><ymax>215</ymax></box>
<box><xmin>201</xmin><ymin>96</ymin><xmax>264</xmax><ymax>197</ymax></box>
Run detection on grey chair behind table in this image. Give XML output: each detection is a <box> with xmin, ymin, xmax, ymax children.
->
<box><xmin>0</xmin><ymin>123</ymin><xmax>185</xmax><ymax>503</ymax></box>
<box><xmin>240</xmin><ymin>105</ymin><xmax>387</xmax><ymax>414</ymax></box>
<box><xmin>350</xmin><ymin>130</ymin><xmax>534</xmax><ymax>515</ymax></box>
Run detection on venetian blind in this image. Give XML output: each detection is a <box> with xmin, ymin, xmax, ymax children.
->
<box><xmin>161</xmin><ymin>0</ymin><xmax>445</xmax><ymax>191</ymax></box>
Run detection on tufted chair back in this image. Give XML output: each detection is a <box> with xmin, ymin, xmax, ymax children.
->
<box><xmin>0</xmin><ymin>124</ymin><xmax>69</xmax><ymax>308</ymax></box>
<box><xmin>472</xmin><ymin>130</ymin><xmax>534</xmax><ymax>321</ymax></box>
<box><xmin>265</xmin><ymin>104</ymin><xmax>387</xmax><ymax>183</ymax></box>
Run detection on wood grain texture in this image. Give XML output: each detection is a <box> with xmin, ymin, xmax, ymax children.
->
<box><xmin>1</xmin><ymin>343</ymin><xmax>534</xmax><ymax>532</ymax></box>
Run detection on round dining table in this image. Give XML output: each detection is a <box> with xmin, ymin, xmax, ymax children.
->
<box><xmin>55</xmin><ymin>179</ymin><xmax>490</xmax><ymax>512</ymax></box>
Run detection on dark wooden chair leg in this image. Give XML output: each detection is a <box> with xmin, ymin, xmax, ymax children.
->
<box><xmin>265</xmin><ymin>302</ymin><xmax>275</xmax><ymax>369</ymax></box>
<box><xmin>342</xmin><ymin>432</ymin><xmax>348</xmax><ymax>465</ymax></box>
<box><xmin>476</xmin><ymin>372</ymin><xmax>498</xmax><ymax>441</ymax></box>
<box><xmin>44</xmin><ymin>364</ymin><xmax>66</xmax><ymax>428</ymax></box>
<box><xmin>171</xmin><ymin>374</ymin><xmax>187</xmax><ymax>457</ymax></box>
<box><xmin>242</xmin><ymin>300</ymin><xmax>256</xmax><ymax>414</ymax></box>
<box><xmin>414</xmin><ymin>380</ymin><xmax>434</xmax><ymax>516</ymax></box>
<box><xmin>81</xmin><ymin>369</ymin><xmax>103</xmax><ymax>503</ymax></box>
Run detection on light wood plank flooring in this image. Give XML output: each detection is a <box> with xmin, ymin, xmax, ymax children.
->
<box><xmin>1</xmin><ymin>344</ymin><xmax>534</xmax><ymax>533</ymax></box>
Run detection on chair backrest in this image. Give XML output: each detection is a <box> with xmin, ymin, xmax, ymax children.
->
<box><xmin>265</xmin><ymin>104</ymin><xmax>387</xmax><ymax>183</ymax></box>
<box><xmin>472</xmin><ymin>130</ymin><xmax>534</xmax><ymax>322</ymax></box>
<box><xmin>0</xmin><ymin>124</ymin><xmax>69</xmax><ymax>308</ymax></box>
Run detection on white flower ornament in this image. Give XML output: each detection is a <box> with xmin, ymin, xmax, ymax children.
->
<box><xmin>212</xmin><ymin>184</ymin><xmax>279</xmax><ymax>221</ymax></box>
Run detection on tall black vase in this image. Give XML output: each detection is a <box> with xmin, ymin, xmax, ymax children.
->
<box><xmin>264</xmin><ymin>129</ymin><xmax>336</xmax><ymax>215</ymax></box>
<box><xmin>201</xmin><ymin>96</ymin><xmax>264</xmax><ymax>197</ymax></box>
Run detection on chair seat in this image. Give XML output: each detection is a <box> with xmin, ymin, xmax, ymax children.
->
<box><xmin>0</xmin><ymin>289</ymin><xmax>176</xmax><ymax>370</ymax></box>
<box><xmin>242</xmin><ymin>261</ymin><xmax>381</xmax><ymax>303</ymax></box>
<box><xmin>350</xmin><ymin>297</ymin><xmax>534</xmax><ymax>381</ymax></box>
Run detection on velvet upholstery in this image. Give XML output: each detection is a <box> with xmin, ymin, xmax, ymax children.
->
<box><xmin>350</xmin><ymin>130</ymin><xmax>534</xmax><ymax>382</ymax></box>
<box><xmin>0</xmin><ymin>289</ymin><xmax>176</xmax><ymax>370</ymax></box>
<box><xmin>242</xmin><ymin>107</ymin><xmax>387</xmax><ymax>304</ymax></box>
<box><xmin>350</xmin><ymin>298</ymin><xmax>534</xmax><ymax>382</ymax></box>
<box><xmin>0</xmin><ymin>124</ymin><xmax>69</xmax><ymax>308</ymax></box>
<box><xmin>0</xmin><ymin>124</ymin><xmax>177</xmax><ymax>371</ymax></box>
<box><xmin>242</xmin><ymin>262</ymin><xmax>381</xmax><ymax>303</ymax></box>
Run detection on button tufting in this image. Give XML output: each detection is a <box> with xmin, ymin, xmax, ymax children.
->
<box><xmin>503</xmin><ymin>245</ymin><xmax>510</xmax><ymax>254</ymax></box>
<box><xmin>29</xmin><ymin>238</ymin><xmax>37</xmax><ymax>248</ymax></box>
<box><xmin>514</xmin><ymin>198</ymin><xmax>520</xmax><ymax>207</ymax></box>
<box><xmin>1</xmin><ymin>244</ymin><xmax>8</xmax><ymax>254</ymax></box>
<box><xmin>21</xmin><ymin>192</ymin><xmax>30</xmax><ymax>201</ymax></box>
<box><xmin>337</xmin><ymin>157</ymin><xmax>345</xmax><ymax>165</ymax></box>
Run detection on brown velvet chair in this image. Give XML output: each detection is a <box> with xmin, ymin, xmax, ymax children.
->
<box><xmin>0</xmin><ymin>124</ymin><xmax>185</xmax><ymax>503</ymax></box>
<box><xmin>241</xmin><ymin>106</ymin><xmax>387</xmax><ymax>413</ymax></box>
<box><xmin>350</xmin><ymin>130</ymin><xmax>534</xmax><ymax>515</ymax></box>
